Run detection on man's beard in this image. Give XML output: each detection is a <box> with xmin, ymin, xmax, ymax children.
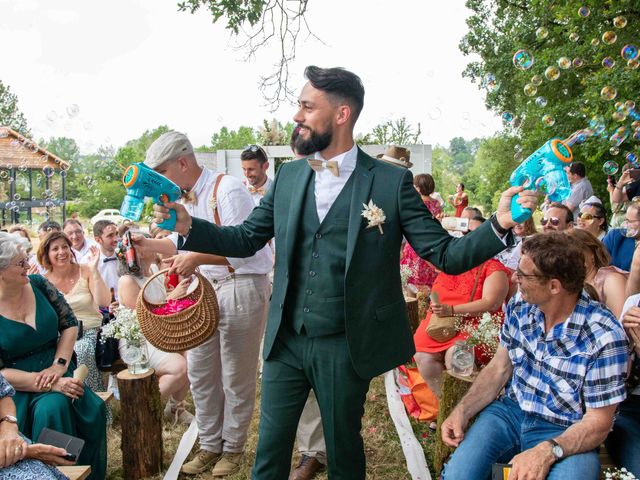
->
<box><xmin>294</xmin><ymin>124</ymin><xmax>332</xmax><ymax>155</ymax></box>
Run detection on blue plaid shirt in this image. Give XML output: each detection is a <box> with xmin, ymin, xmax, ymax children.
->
<box><xmin>501</xmin><ymin>291</ymin><xmax>628</xmax><ymax>427</ymax></box>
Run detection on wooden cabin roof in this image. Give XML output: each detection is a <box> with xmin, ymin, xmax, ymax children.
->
<box><xmin>0</xmin><ymin>126</ymin><xmax>70</xmax><ymax>170</ymax></box>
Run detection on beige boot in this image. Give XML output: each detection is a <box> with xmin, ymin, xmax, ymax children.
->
<box><xmin>211</xmin><ymin>452</ymin><xmax>243</xmax><ymax>477</ymax></box>
<box><xmin>180</xmin><ymin>449</ymin><xmax>222</xmax><ymax>475</ymax></box>
<box><xmin>164</xmin><ymin>398</ymin><xmax>195</xmax><ymax>425</ymax></box>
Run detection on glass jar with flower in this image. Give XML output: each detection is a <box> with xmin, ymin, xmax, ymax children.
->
<box><xmin>100</xmin><ymin>305</ymin><xmax>150</xmax><ymax>374</ymax></box>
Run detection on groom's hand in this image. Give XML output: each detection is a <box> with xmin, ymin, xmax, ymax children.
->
<box><xmin>495</xmin><ymin>187</ymin><xmax>540</xmax><ymax>230</ymax></box>
<box><xmin>153</xmin><ymin>201</ymin><xmax>192</xmax><ymax>236</ymax></box>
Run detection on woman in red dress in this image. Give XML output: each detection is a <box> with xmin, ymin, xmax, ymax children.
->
<box><xmin>448</xmin><ymin>183</ymin><xmax>469</xmax><ymax>217</ymax></box>
<box><xmin>413</xmin><ymin>218</ymin><xmax>512</xmax><ymax>397</ymax></box>
<box><xmin>400</xmin><ymin>174</ymin><xmax>443</xmax><ymax>291</ymax></box>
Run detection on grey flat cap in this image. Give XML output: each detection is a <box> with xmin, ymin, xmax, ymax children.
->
<box><xmin>144</xmin><ymin>131</ymin><xmax>194</xmax><ymax>169</ymax></box>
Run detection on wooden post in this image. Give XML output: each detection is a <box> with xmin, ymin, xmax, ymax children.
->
<box><xmin>116</xmin><ymin>369</ymin><xmax>163</xmax><ymax>480</ymax></box>
<box><xmin>433</xmin><ymin>371</ymin><xmax>475</xmax><ymax>477</ymax></box>
<box><xmin>405</xmin><ymin>297</ymin><xmax>420</xmax><ymax>333</ymax></box>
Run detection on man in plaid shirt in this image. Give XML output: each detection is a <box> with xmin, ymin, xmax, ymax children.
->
<box><xmin>441</xmin><ymin>232</ymin><xmax>629</xmax><ymax>480</ymax></box>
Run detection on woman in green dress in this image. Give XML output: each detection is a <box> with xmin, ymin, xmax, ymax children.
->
<box><xmin>0</xmin><ymin>232</ymin><xmax>107</xmax><ymax>480</ymax></box>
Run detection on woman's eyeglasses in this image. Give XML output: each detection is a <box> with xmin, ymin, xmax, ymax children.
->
<box><xmin>540</xmin><ymin>217</ymin><xmax>560</xmax><ymax>226</ymax></box>
<box><xmin>10</xmin><ymin>258</ymin><xmax>29</xmax><ymax>269</ymax></box>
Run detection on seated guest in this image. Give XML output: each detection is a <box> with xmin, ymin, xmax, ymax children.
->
<box><xmin>603</xmin><ymin>200</ymin><xmax>639</xmax><ymax>272</ymax></box>
<box><xmin>39</xmin><ymin>232</ymin><xmax>110</xmax><ymax>394</ymax></box>
<box><xmin>414</xmin><ymin>217</ymin><xmax>512</xmax><ymax>397</ymax></box>
<box><xmin>576</xmin><ymin>201</ymin><xmax>608</xmax><ymax>241</ymax></box>
<box><xmin>0</xmin><ymin>232</ymin><xmax>107</xmax><ymax>480</ymax></box>
<box><xmin>566</xmin><ymin>229</ymin><xmax>627</xmax><ymax>317</ymax></box>
<box><xmin>607</xmin><ymin>294</ymin><xmax>640</xmax><ymax>477</ymax></box>
<box><xmin>117</xmin><ymin>231</ymin><xmax>194</xmax><ymax>424</ymax></box>
<box><xmin>495</xmin><ymin>217</ymin><xmax>537</xmax><ymax>270</ymax></box>
<box><xmin>440</xmin><ymin>232</ymin><xmax>628</xmax><ymax>480</ymax></box>
<box><xmin>62</xmin><ymin>219</ymin><xmax>96</xmax><ymax>264</ymax></box>
<box><xmin>0</xmin><ymin>372</ymin><xmax>74</xmax><ymax>479</ymax></box>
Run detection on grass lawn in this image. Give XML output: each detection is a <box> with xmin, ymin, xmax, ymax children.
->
<box><xmin>105</xmin><ymin>374</ymin><xmax>438</xmax><ymax>479</ymax></box>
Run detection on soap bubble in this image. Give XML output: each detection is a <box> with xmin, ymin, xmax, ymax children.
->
<box><xmin>632</xmin><ymin>121</ymin><xmax>640</xmax><ymax>130</ymax></box>
<box><xmin>535</xmin><ymin>96</ymin><xmax>548</xmax><ymax>107</ymax></box>
<box><xmin>545</xmin><ymin>66</ymin><xmax>560</xmax><ymax>81</ymax></box>
<box><xmin>569</xmin><ymin>33</ymin><xmax>580</xmax><ymax>42</ymax></box>
<box><xmin>531</xmin><ymin>75</ymin><xmax>543</xmax><ymax>86</ymax></box>
<box><xmin>572</xmin><ymin>57</ymin><xmax>584</xmax><ymax>68</ymax></box>
<box><xmin>613</xmin><ymin>111</ymin><xmax>627</xmax><ymax>122</ymax></box>
<box><xmin>13</xmin><ymin>193</ymin><xmax>20</xmax><ymax>201</ymax></box>
<box><xmin>502</xmin><ymin>111</ymin><xmax>515</xmax><ymax>124</ymax></box>
<box><xmin>603</xmin><ymin>31</ymin><xmax>618</xmax><ymax>45</ymax></box>
<box><xmin>627</xmin><ymin>152</ymin><xmax>639</xmax><ymax>166</ymax></box>
<box><xmin>628</xmin><ymin>59</ymin><xmax>640</xmax><ymax>69</ymax></box>
<box><xmin>66</xmin><ymin>104</ymin><xmax>79</xmax><ymax>118</ymax></box>
<box><xmin>610</xmin><ymin>146</ymin><xmax>620</xmax><ymax>155</ymax></box>
<box><xmin>542</xmin><ymin>114</ymin><xmax>555</xmax><ymax>126</ymax></box>
<box><xmin>613</xmin><ymin>16</ymin><xmax>627</xmax><ymax>28</ymax></box>
<box><xmin>602</xmin><ymin>57</ymin><xmax>616</xmax><ymax>69</ymax></box>
<box><xmin>578</xmin><ymin>6</ymin><xmax>590</xmax><ymax>17</ymax></box>
<box><xmin>513</xmin><ymin>49</ymin><xmax>534</xmax><ymax>70</ymax></box>
<box><xmin>45</xmin><ymin>111</ymin><xmax>58</xmax><ymax>122</ymax></box>
<box><xmin>634</xmin><ymin>129</ymin><xmax>640</xmax><ymax>141</ymax></box>
<box><xmin>610</xmin><ymin>127</ymin><xmax>630</xmax><ymax>146</ymax></box>
<box><xmin>482</xmin><ymin>73</ymin><xmax>499</xmax><ymax>93</ymax></box>
<box><xmin>558</xmin><ymin>57</ymin><xmax>572</xmax><ymax>69</ymax></box>
<box><xmin>621</xmin><ymin>44</ymin><xmax>639</xmax><ymax>61</ymax></box>
<box><xmin>535</xmin><ymin>177</ymin><xmax>556</xmax><ymax>195</ymax></box>
<box><xmin>601</xmin><ymin>86</ymin><xmax>618</xmax><ymax>101</ymax></box>
<box><xmin>591</xmin><ymin>38</ymin><xmax>600</xmax><ymax>47</ymax></box>
<box><xmin>42</xmin><ymin>166</ymin><xmax>55</xmax><ymax>178</ymax></box>
<box><xmin>524</xmin><ymin>83</ymin><xmax>537</xmax><ymax>96</ymax></box>
<box><xmin>536</xmin><ymin>27</ymin><xmax>549</xmax><ymax>40</ymax></box>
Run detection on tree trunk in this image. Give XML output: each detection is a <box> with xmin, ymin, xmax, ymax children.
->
<box><xmin>117</xmin><ymin>369</ymin><xmax>163</xmax><ymax>479</ymax></box>
<box><xmin>433</xmin><ymin>371</ymin><xmax>474</xmax><ymax>477</ymax></box>
<box><xmin>405</xmin><ymin>297</ymin><xmax>420</xmax><ymax>333</ymax></box>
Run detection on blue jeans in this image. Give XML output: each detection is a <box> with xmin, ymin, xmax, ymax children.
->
<box><xmin>605</xmin><ymin>394</ymin><xmax>640</xmax><ymax>477</ymax></box>
<box><xmin>442</xmin><ymin>397</ymin><xmax>600</xmax><ymax>480</ymax></box>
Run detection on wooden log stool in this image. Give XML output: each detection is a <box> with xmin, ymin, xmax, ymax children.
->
<box><xmin>405</xmin><ymin>296</ymin><xmax>421</xmax><ymax>333</ymax></box>
<box><xmin>433</xmin><ymin>370</ymin><xmax>476</xmax><ymax>477</ymax></box>
<box><xmin>116</xmin><ymin>368</ymin><xmax>163</xmax><ymax>480</ymax></box>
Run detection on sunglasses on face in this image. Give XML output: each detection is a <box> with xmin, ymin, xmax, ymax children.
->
<box><xmin>578</xmin><ymin>212</ymin><xmax>603</xmax><ymax>221</ymax></box>
<box><xmin>244</xmin><ymin>144</ymin><xmax>267</xmax><ymax>158</ymax></box>
<box><xmin>540</xmin><ymin>217</ymin><xmax>561</xmax><ymax>226</ymax></box>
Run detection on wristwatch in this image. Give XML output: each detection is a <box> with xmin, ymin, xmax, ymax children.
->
<box><xmin>490</xmin><ymin>213</ymin><xmax>511</xmax><ymax>236</ymax></box>
<box><xmin>56</xmin><ymin>357</ymin><xmax>67</xmax><ymax>366</ymax></box>
<box><xmin>0</xmin><ymin>415</ymin><xmax>18</xmax><ymax>425</ymax></box>
<box><xmin>546</xmin><ymin>438</ymin><xmax>564</xmax><ymax>461</ymax></box>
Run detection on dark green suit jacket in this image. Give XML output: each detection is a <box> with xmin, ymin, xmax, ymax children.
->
<box><xmin>183</xmin><ymin>148</ymin><xmax>509</xmax><ymax>378</ymax></box>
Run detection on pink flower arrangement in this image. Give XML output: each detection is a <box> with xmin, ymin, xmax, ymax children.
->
<box><xmin>151</xmin><ymin>298</ymin><xmax>197</xmax><ymax>315</ymax></box>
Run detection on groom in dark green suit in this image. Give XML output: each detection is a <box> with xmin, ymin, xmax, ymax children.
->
<box><xmin>148</xmin><ymin>66</ymin><xmax>537</xmax><ymax>479</ymax></box>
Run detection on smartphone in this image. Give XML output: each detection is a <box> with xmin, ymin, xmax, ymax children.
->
<box><xmin>36</xmin><ymin>428</ymin><xmax>84</xmax><ymax>462</ymax></box>
<box><xmin>630</xmin><ymin>169</ymin><xmax>640</xmax><ymax>180</ymax></box>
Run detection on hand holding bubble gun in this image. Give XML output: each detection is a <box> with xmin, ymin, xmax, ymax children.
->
<box><xmin>120</xmin><ymin>162</ymin><xmax>182</xmax><ymax>231</ymax></box>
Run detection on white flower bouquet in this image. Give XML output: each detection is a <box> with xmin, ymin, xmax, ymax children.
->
<box><xmin>455</xmin><ymin>312</ymin><xmax>501</xmax><ymax>360</ymax></box>
<box><xmin>604</xmin><ymin>468</ymin><xmax>637</xmax><ymax>480</ymax></box>
<box><xmin>100</xmin><ymin>305</ymin><xmax>144</xmax><ymax>345</ymax></box>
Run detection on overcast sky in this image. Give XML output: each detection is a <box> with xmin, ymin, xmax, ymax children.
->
<box><xmin>1</xmin><ymin>0</ymin><xmax>503</xmax><ymax>153</ymax></box>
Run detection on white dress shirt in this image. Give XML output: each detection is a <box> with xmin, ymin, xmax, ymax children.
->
<box><xmin>98</xmin><ymin>250</ymin><xmax>120</xmax><ymax>300</ymax></box>
<box><xmin>313</xmin><ymin>143</ymin><xmax>358</xmax><ymax>223</ymax></box>
<box><xmin>169</xmin><ymin>167</ymin><xmax>273</xmax><ymax>280</ymax></box>
<box><xmin>246</xmin><ymin>177</ymin><xmax>274</xmax><ymax>207</ymax></box>
<box><xmin>73</xmin><ymin>238</ymin><xmax>97</xmax><ymax>264</ymax></box>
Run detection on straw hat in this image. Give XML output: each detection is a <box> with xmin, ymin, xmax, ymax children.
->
<box><xmin>376</xmin><ymin>146</ymin><xmax>413</xmax><ymax>169</ymax></box>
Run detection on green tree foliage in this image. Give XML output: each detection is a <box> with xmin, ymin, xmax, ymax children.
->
<box><xmin>357</xmin><ymin>117</ymin><xmax>423</xmax><ymax>145</ymax></box>
<box><xmin>0</xmin><ymin>80</ymin><xmax>30</xmax><ymax>136</ymax></box>
<box><xmin>211</xmin><ymin>125</ymin><xmax>258</xmax><ymax>150</ymax></box>
<box><xmin>461</xmin><ymin>0</ymin><xmax>640</xmax><ymax>208</ymax></box>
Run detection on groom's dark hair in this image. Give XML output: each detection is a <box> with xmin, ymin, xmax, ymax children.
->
<box><xmin>304</xmin><ymin>66</ymin><xmax>365</xmax><ymax>123</ymax></box>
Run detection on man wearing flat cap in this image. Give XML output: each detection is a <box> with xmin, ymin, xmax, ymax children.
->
<box><xmin>143</xmin><ymin>131</ymin><xmax>273</xmax><ymax>477</ymax></box>
<box><xmin>144</xmin><ymin>66</ymin><xmax>538</xmax><ymax>479</ymax></box>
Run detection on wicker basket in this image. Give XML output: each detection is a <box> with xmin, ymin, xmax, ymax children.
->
<box><xmin>136</xmin><ymin>268</ymin><xmax>219</xmax><ymax>352</ymax></box>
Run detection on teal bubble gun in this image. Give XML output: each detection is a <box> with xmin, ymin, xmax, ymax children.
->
<box><xmin>120</xmin><ymin>162</ymin><xmax>182</xmax><ymax>231</ymax></box>
<box><xmin>509</xmin><ymin>138</ymin><xmax>573</xmax><ymax>223</ymax></box>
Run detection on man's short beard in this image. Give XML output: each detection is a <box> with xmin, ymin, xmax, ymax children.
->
<box><xmin>294</xmin><ymin>126</ymin><xmax>332</xmax><ymax>156</ymax></box>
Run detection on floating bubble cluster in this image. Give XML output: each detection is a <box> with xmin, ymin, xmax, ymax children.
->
<box><xmin>513</xmin><ymin>49</ymin><xmax>535</xmax><ymax>70</ymax></box>
<box><xmin>603</xmin><ymin>161</ymin><xmax>619</xmax><ymax>175</ymax></box>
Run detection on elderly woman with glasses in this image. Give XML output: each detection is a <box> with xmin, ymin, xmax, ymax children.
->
<box><xmin>0</xmin><ymin>232</ymin><xmax>106</xmax><ymax>480</ymax></box>
<box><xmin>576</xmin><ymin>202</ymin><xmax>608</xmax><ymax>240</ymax></box>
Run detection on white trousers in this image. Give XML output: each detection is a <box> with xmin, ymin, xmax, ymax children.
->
<box><xmin>296</xmin><ymin>389</ymin><xmax>327</xmax><ymax>464</ymax></box>
<box><xmin>187</xmin><ymin>273</ymin><xmax>270</xmax><ymax>453</ymax></box>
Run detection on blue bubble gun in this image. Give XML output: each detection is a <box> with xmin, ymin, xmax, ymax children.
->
<box><xmin>120</xmin><ymin>162</ymin><xmax>182</xmax><ymax>231</ymax></box>
<box><xmin>509</xmin><ymin>138</ymin><xmax>573</xmax><ymax>223</ymax></box>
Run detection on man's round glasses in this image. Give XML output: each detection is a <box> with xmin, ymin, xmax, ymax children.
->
<box><xmin>540</xmin><ymin>217</ymin><xmax>560</xmax><ymax>226</ymax></box>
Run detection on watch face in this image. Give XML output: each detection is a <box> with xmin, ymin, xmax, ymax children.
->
<box><xmin>552</xmin><ymin>444</ymin><xmax>564</xmax><ymax>458</ymax></box>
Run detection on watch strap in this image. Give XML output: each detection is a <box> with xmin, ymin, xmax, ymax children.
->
<box><xmin>0</xmin><ymin>415</ymin><xmax>18</xmax><ymax>424</ymax></box>
<box><xmin>490</xmin><ymin>213</ymin><xmax>510</xmax><ymax>236</ymax></box>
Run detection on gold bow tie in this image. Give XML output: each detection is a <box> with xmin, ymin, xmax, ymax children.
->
<box><xmin>248</xmin><ymin>185</ymin><xmax>266</xmax><ymax>196</ymax></box>
<box><xmin>181</xmin><ymin>189</ymin><xmax>197</xmax><ymax>204</ymax></box>
<box><xmin>307</xmin><ymin>159</ymin><xmax>340</xmax><ymax>177</ymax></box>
